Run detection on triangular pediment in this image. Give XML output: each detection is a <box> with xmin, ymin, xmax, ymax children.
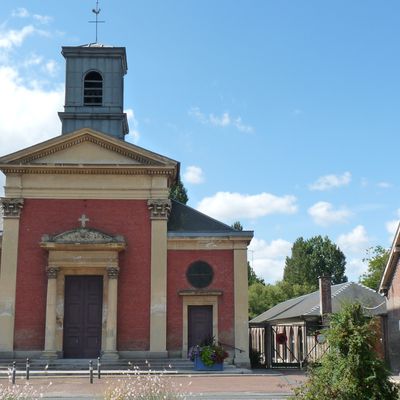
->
<box><xmin>0</xmin><ymin>128</ymin><xmax>178</xmax><ymax>168</ymax></box>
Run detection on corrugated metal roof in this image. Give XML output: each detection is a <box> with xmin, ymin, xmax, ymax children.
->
<box><xmin>250</xmin><ymin>282</ymin><xmax>386</xmax><ymax>325</ymax></box>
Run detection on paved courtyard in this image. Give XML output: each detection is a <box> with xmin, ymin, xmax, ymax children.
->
<box><xmin>0</xmin><ymin>371</ymin><xmax>306</xmax><ymax>399</ymax></box>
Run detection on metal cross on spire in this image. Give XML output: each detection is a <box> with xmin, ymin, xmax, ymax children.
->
<box><xmin>89</xmin><ymin>0</ymin><xmax>105</xmax><ymax>43</ymax></box>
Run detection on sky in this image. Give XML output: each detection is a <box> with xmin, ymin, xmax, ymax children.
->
<box><xmin>0</xmin><ymin>1</ymin><xmax>399</xmax><ymax>284</ymax></box>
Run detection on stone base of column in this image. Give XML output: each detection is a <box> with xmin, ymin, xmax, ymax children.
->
<box><xmin>101</xmin><ymin>351</ymin><xmax>119</xmax><ymax>361</ymax></box>
<box><xmin>41</xmin><ymin>350</ymin><xmax>59</xmax><ymax>360</ymax></box>
<box><xmin>233</xmin><ymin>353</ymin><xmax>251</xmax><ymax>368</ymax></box>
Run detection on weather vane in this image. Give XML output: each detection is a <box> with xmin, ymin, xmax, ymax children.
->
<box><xmin>89</xmin><ymin>0</ymin><xmax>105</xmax><ymax>43</ymax></box>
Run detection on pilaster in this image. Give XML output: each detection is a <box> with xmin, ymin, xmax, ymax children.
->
<box><xmin>0</xmin><ymin>198</ymin><xmax>24</xmax><ymax>356</ymax></box>
<box><xmin>43</xmin><ymin>267</ymin><xmax>59</xmax><ymax>359</ymax></box>
<box><xmin>103</xmin><ymin>266</ymin><xmax>119</xmax><ymax>360</ymax></box>
<box><xmin>233</xmin><ymin>245</ymin><xmax>251</xmax><ymax>367</ymax></box>
<box><xmin>147</xmin><ymin>199</ymin><xmax>170</xmax><ymax>354</ymax></box>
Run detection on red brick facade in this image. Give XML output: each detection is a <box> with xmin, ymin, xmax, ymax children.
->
<box><xmin>14</xmin><ymin>198</ymin><xmax>151</xmax><ymax>350</ymax></box>
<box><xmin>13</xmin><ymin>199</ymin><xmax>236</xmax><ymax>353</ymax></box>
<box><xmin>167</xmin><ymin>250</ymin><xmax>235</xmax><ymax>351</ymax></box>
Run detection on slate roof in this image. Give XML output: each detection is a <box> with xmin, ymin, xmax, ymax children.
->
<box><xmin>168</xmin><ymin>200</ymin><xmax>253</xmax><ymax>238</ymax></box>
<box><xmin>250</xmin><ymin>282</ymin><xmax>386</xmax><ymax>325</ymax></box>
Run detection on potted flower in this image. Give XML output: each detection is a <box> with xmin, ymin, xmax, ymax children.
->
<box><xmin>189</xmin><ymin>338</ymin><xmax>229</xmax><ymax>371</ymax></box>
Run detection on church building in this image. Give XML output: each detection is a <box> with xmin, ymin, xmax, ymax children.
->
<box><xmin>0</xmin><ymin>43</ymin><xmax>253</xmax><ymax>366</ymax></box>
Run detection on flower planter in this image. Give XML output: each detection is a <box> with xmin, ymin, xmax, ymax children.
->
<box><xmin>194</xmin><ymin>356</ymin><xmax>223</xmax><ymax>371</ymax></box>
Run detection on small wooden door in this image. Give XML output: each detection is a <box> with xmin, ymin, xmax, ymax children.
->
<box><xmin>63</xmin><ymin>276</ymin><xmax>103</xmax><ymax>358</ymax></box>
<box><xmin>188</xmin><ymin>305</ymin><xmax>213</xmax><ymax>349</ymax></box>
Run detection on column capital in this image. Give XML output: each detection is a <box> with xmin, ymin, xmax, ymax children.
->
<box><xmin>107</xmin><ymin>266</ymin><xmax>119</xmax><ymax>279</ymax></box>
<box><xmin>147</xmin><ymin>199</ymin><xmax>171</xmax><ymax>220</ymax></box>
<box><xmin>46</xmin><ymin>267</ymin><xmax>59</xmax><ymax>279</ymax></box>
<box><xmin>1</xmin><ymin>198</ymin><xmax>24</xmax><ymax>217</ymax></box>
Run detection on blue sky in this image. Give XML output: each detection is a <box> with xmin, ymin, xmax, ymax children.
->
<box><xmin>0</xmin><ymin>1</ymin><xmax>399</xmax><ymax>283</ymax></box>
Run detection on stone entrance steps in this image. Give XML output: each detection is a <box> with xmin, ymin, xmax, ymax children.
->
<box><xmin>0</xmin><ymin>358</ymin><xmax>241</xmax><ymax>376</ymax></box>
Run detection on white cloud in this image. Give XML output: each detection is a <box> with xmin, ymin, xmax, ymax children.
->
<box><xmin>12</xmin><ymin>8</ymin><xmax>30</xmax><ymax>18</ymax></box>
<box><xmin>378</xmin><ymin>181</ymin><xmax>393</xmax><ymax>189</ymax></box>
<box><xmin>0</xmin><ymin>25</ymin><xmax>36</xmax><ymax>50</ymax></box>
<box><xmin>11</xmin><ymin>8</ymin><xmax>52</xmax><ymax>25</ymax></box>
<box><xmin>233</xmin><ymin>117</ymin><xmax>254</xmax><ymax>133</ymax></box>
<box><xmin>0</xmin><ymin>66</ymin><xmax>64</xmax><ymax>155</ymax></box>
<box><xmin>125</xmin><ymin>109</ymin><xmax>140</xmax><ymax>142</ymax></box>
<box><xmin>197</xmin><ymin>191</ymin><xmax>297</xmax><ymax>223</ymax></box>
<box><xmin>308</xmin><ymin>201</ymin><xmax>351</xmax><ymax>226</ymax></box>
<box><xmin>386</xmin><ymin>220</ymin><xmax>399</xmax><ymax>238</ymax></box>
<box><xmin>183</xmin><ymin>166</ymin><xmax>205</xmax><ymax>184</ymax></box>
<box><xmin>188</xmin><ymin>106</ymin><xmax>254</xmax><ymax>133</ymax></box>
<box><xmin>44</xmin><ymin>60</ymin><xmax>57</xmax><ymax>76</ymax></box>
<box><xmin>248</xmin><ymin>238</ymin><xmax>292</xmax><ymax>284</ymax></box>
<box><xmin>337</xmin><ymin>225</ymin><xmax>370</xmax><ymax>254</ymax></box>
<box><xmin>33</xmin><ymin>14</ymin><xmax>53</xmax><ymax>25</ymax></box>
<box><xmin>346</xmin><ymin>258</ymin><xmax>368</xmax><ymax>282</ymax></box>
<box><xmin>210</xmin><ymin>112</ymin><xmax>230</xmax><ymax>127</ymax></box>
<box><xmin>385</xmin><ymin>208</ymin><xmax>400</xmax><ymax>242</ymax></box>
<box><xmin>309</xmin><ymin>172</ymin><xmax>351</xmax><ymax>191</ymax></box>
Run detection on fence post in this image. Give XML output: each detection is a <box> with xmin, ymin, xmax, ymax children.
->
<box><xmin>12</xmin><ymin>361</ymin><xmax>16</xmax><ymax>385</ymax></box>
<box><xmin>89</xmin><ymin>360</ymin><xmax>93</xmax><ymax>384</ymax></box>
<box><xmin>26</xmin><ymin>358</ymin><xmax>30</xmax><ymax>380</ymax></box>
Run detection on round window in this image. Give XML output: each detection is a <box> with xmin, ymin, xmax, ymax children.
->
<box><xmin>186</xmin><ymin>261</ymin><xmax>214</xmax><ymax>288</ymax></box>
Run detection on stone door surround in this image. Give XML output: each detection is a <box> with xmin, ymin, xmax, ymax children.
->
<box><xmin>40</xmin><ymin>225</ymin><xmax>125</xmax><ymax>359</ymax></box>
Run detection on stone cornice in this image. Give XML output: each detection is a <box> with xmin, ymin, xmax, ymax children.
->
<box><xmin>0</xmin><ymin>198</ymin><xmax>24</xmax><ymax>217</ymax></box>
<box><xmin>0</xmin><ymin>165</ymin><xmax>177</xmax><ymax>177</ymax></box>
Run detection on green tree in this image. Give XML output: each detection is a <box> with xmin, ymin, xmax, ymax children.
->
<box><xmin>292</xmin><ymin>303</ymin><xmax>398</xmax><ymax>399</ymax></box>
<box><xmin>248</xmin><ymin>263</ymin><xmax>265</xmax><ymax>286</ymax></box>
<box><xmin>169</xmin><ymin>175</ymin><xmax>188</xmax><ymax>204</ymax></box>
<box><xmin>231</xmin><ymin>221</ymin><xmax>243</xmax><ymax>231</ymax></box>
<box><xmin>249</xmin><ymin>280</ymin><xmax>314</xmax><ymax>320</ymax></box>
<box><xmin>360</xmin><ymin>246</ymin><xmax>389</xmax><ymax>291</ymax></box>
<box><xmin>283</xmin><ymin>236</ymin><xmax>347</xmax><ymax>290</ymax></box>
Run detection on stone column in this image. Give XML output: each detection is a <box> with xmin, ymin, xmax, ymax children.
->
<box><xmin>147</xmin><ymin>199</ymin><xmax>170</xmax><ymax>355</ymax></box>
<box><xmin>43</xmin><ymin>267</ymin><xmax>59</xmax><ymax>359</ymax></box>
<box><xmin>103</xmin><ymin>266</ymin><xmax>119</xmax><ymax>360</ymax></box>
<box><xmin>233</xmin><ymin>245</ymin><xmax>251</xmax><ymax>367</ymax></box>
<box><xmin>0</xmin><ymin>198</ymin><xmax>24</xmax><ymax>357</ymax></box>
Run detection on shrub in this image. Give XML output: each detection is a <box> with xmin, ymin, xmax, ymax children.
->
<box><xmin>292</xmin><ymin>303</ymin><xmax>399</xmax><ymax>400</ymax></box>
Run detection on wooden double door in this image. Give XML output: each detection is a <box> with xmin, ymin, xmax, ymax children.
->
<box><xmin>63</xmin><ymin>276</ymin><xmax>103</xmax><ymax>358</ymax></box>
<box><xmin>188</xmin><ymin>305</ymin><xmax>213</xmax><ymax>348</ymax></box>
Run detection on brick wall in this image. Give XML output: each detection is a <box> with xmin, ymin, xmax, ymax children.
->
<box><xmin>14</xmin><ymin>198</ymin><xmax>151</xmax><ymax>351</ymax></box>
<box><xmin>386</xmin><ymin>257</ymin><xmax>400</xmax><ymax>371</ymax></box>
<box><xmin>166</xmin><ymin>250</ymin><xmax>235</xmax><ymax>351</ymax></box>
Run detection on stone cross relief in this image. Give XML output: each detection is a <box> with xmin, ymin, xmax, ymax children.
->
<box><xmin>78</xmin><ymin>214</ymin><xmax>90</xmax><ymax>228</ymax></box>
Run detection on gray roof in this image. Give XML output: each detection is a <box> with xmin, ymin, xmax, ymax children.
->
<box><xmin>168</xmin><ymin>200</ymin><xmax>253</xmax><ymax>238</ymax></box>
<box><xmin>250</xmin><ymin>282</ymin><xmax>386</xmax><ymax>325</ymax></box>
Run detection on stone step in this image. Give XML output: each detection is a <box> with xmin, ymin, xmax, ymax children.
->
<box><xmin>0</xmin><ymin>358</ymin><xmax>239</xmax><ymax>373</ymax></box>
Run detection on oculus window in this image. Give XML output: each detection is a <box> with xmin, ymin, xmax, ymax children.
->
<box><xmin>84</xmin><ymin>71</ymin><xmax>103</xmax><ymax>106</ymax></box>
<box><xmin>186</xmin><ymin>261</ymin><xmax>214</xmax><ymax>288</ymax></box>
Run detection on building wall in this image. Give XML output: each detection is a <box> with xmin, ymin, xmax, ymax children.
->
<box><xmin>14</xmin><ymin>198</ymin><xmax>151</xmax><ymax>351</ymax></box>
<box><xmin>386</xmin><ymin>257</ymin><xmax>400</xmax><ymax>371</ymax></box>
<box><xmin>166</xmin><ymin>250</ymin><xmax>235</xmax><ymax>352</ymax></box>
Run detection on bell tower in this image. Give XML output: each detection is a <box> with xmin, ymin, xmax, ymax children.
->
<box><xmin>58</xmin><ymin>44</ymin><xmax>129</xmax><ymax>140</ymax></box>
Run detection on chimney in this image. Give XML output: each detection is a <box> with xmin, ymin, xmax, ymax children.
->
<box><xmin>319</xmin><ymin>275</ymin><xmax>332</xmax><ymax>324</ymax></box>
